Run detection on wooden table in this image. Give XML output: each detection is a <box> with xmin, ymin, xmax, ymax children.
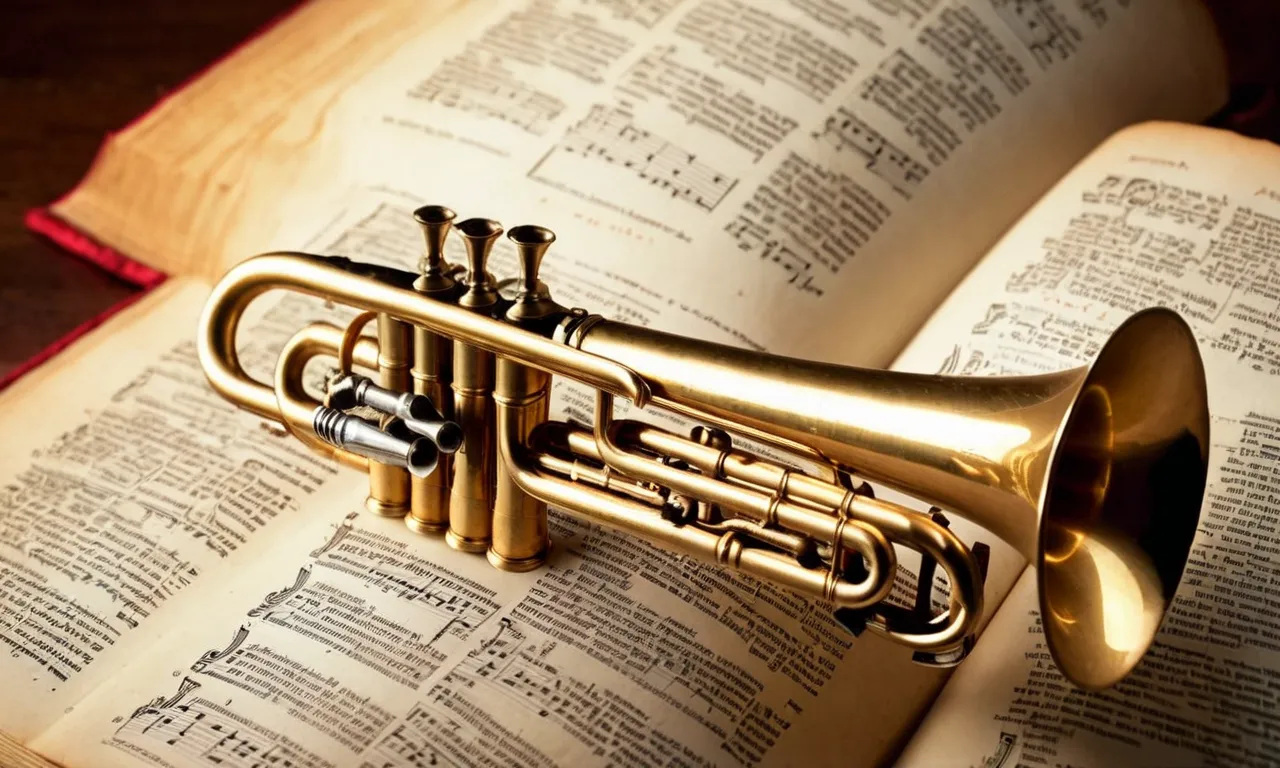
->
<box><xmin>0</xmin><ymin>0</ymin><xmax>298</xmax><ymax>382</ymax></box>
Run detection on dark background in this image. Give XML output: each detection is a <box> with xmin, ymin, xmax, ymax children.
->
<box><xmin>0</xmin><ymin>0</ymin><xmax>296</xmax><ymax>381</ymax></box>
<box><xmin>0</xmin><ymin>1</ymin><xmax>1277</xmax><ymax>383</ymax></box>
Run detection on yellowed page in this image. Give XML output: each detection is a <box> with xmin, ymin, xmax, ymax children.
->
<box><xmin>249</xmin><ymin>0</ymin><xmax>1228</xmax><ymax>367</ymax></box>
<box><xmin>30</xmin><ymin>485</ymin><xmax>534</xmax><ymax>768</ymax></box>
<box><xmin>21</xmin><ymin>186</ymin><xmax>994</xmax><ymax>768</ymax></box>
<box><xmin>890</xmin><ymin>122</ymin><xmax>1280</xmax><ymax>766</ymax></box>
<box><xmin>0</xmin><ymin>278</ymin><xmax>368</xmax><ymax>744</ymax></box>
<box><xmin>48</xmin><ymin>0</ymin><xmax>466</xmax><ymax>277</ymax></box>
<box><xmin>57</xmin><ymin>0</ymin><xmax>1226</xmax><ymax>367</ymax></box>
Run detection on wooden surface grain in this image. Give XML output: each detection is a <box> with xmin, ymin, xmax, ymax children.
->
<box><xmin>0</xmin><ymin>0</ymin><xmax>297</xmax><ymax>382</ymax></box>
<box><xmin>0</xmin><ymin>732</ymin><xmax>61</xmax><ymax>768</ymax></box>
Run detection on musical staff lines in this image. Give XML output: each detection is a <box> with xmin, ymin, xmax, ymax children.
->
<box><xmin>814</xmin><ymin>107</ymin><xmax>929</xmax><ymax>198</ymax></box>
<box><xmin>445</xmin><ymin>619</ymin><xmax>609</xmax><ymax>728</ymax></box>
<box><xmin>724</xmin><ymin>152</ymin><xmax>893</xmax><ymax>298</ymax></box>
<box><xmin>114</xmin><ymin>678</ymin><xmax>330</xmax><ymax>768</ymax></box>
<box><xmin>408</xmin><ymin>50</ymin><xmax>565</xmax><ymax>136</ymax></box>
<box><xmin>619</xmin><ymin>45</ymin><xmax>798</xmax><ymax>161</ymax></box>
<box><xmin>989</xmin><ymin>0</ymin><xmax>1083</xmax><ymax>68</ymax></box>
<box><xmin>529</xmin><ymin>105</ymin><xmax>738</xmax><ymax>212</ymax></box>
<box><xmin>725</xmin><ymin>216</ymin><xmax>821</xmax><ymax>296</ymax></box>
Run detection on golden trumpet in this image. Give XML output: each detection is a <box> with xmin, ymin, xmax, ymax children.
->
<box><xmin>197</xmin><ymin>206</ymin><xmax>1209</xmax><ymax>690</ymax></box>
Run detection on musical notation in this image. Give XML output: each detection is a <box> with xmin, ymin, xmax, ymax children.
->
<box><xmin>724</xmin><ymin>153</ymin><xmax>891</xmax><ymax>299</ymax></box>
<box><xmin>191</xmin><ymin>624</ymin><xmax>251</xmax><ymax>673</ymax></box>
<box><xmin>114</xmin><ymin>678</ymin><xmax>329</xmax><ymax>768</ymax></box>
<box><xmin>724</xmin><ymin>216</ymin><xmax>823</xmax><ymax>297</ymax></box>
<box><xmin>529</xmin><ymin>105</ymin><xmax>739</xmax><ymax>213</ymax></box>
<box><xmin>865</xmin><ymin>0</ymin><xmax>937</xmax><ymax>28</ymax></box>
<box><xmin>585</xmin><ymin>0</ymin><xmax>682</xmax><ymax>29</ymax></box>
<box><xmin>409</xmin><ymin>50</ymin><xmax>565</xmax><ymax>136</ymax></box>
<box><xmin>443</xmin><ymin>618</ymin><xmax>608</xmax><ymax>729</ymax></box>
<box><xmin>369</xmin><ymin>723</ymin><xmax>445</xmax><ymax>768</ymax></box>
<box><xmin>814</xmin><ymin>107</ymin><xmax>929</xmax><ymax>198</ymax></box>
<box><xmin>989</xmin><ymin>0</ymin><xmax>1082</xmax><ymax>68</ymax></box>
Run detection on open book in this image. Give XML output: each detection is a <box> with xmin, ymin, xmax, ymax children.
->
<box><xmin>3</xmin><ymin>0</ymin><xmax>1276</xmax><ymax>765</ymax></box>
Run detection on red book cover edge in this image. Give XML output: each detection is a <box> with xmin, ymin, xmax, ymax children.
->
<box><xmin>8</xmin><ymin>2</ymin><xmax>303</xmax><ymax>393</ymax></box>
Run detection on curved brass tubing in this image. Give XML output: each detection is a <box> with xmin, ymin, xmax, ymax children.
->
<box><xmin>197</xmin><ymin>253</ymin><xmax>650</xmax><ymax>424</ymax></box>
<box><xmin>623</xmin><ymin>422</ymin><xmax>983</xmax><ymax>651</ymax></box>
<box><xmin>498</xmin><ymin>402</ymin><xmax>897</xmax><ymax>610</ymax></box>
<box><xmin>588</xmin><ymin>392</ymin><xmax>899</xmax><ymax>613</ymax></box>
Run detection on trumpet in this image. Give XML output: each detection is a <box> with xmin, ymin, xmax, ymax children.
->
<box><xmin>197</xmin><ymin>205</ymin><xmax>1210</xmax><ymax>691</ymax></box>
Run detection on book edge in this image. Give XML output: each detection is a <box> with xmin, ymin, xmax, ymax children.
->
<box><xmin>25</xmin><ymin>208</ymin><xmax>168</xmax><ymax>289</ymax></box>
<box><xmin>6</xmin><ymin>209</ymin><xmax>170</xmax><ymax>393</ymax></box>
<box><xmin>48</xmin><ymin>1</ymin><xmax>307</xmax><ymax>212</ymax></box>
<box><xmin>9</xmin><ymin>3</ymin><xmax>305</xmax><ymax>392</ymax></box>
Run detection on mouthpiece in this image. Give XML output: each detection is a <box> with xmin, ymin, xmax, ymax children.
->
<box><xmin>312</xmin><ymin>406</ymin><xmax>439</xmax><ymax>477</ymax></box>
<box><xmin>404</xmin><ymin>416</ymin><xmax>464</xmax><ymax>454</ymax></box>
<box><xmin>327</xmin><ymin>374</ymin><xmax>461</xmax><ymax>455</ymax></box>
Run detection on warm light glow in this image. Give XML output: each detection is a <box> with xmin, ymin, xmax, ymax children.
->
<box><xmin>1042</xmin><ymin>528</ymin><xmax>1087</xmax><ymax>565</ymax></box>
<box><xmin>767</xmin><ymin>382</ymin><xmax>1034</xmax><ymax>462</ymax></box>
<box><xmin>1085</xmin><ymin>537</ymin><xmax>1152</xmax><ymax>654</ymax></box>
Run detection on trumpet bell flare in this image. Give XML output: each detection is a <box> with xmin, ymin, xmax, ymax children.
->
<box><xmin>1038</xmin><ymin>308</ymin><xmax>1210</xmax><ymax>691</ymax></box>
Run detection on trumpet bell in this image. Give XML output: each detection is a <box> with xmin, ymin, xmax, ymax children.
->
<box><xmin>196</xmin><ymin>231</ymin><xmax>1212</xmax><ymax>689</ymax></box>
<box><xmin>573</xmin><ymin>306</ymin><xmax>1210</xmax><ymax>689</ymax></box>
<box><xmin>1038</xmin><ymin>307</ymin><xmax>1209</xmax><ymax>690</ymax></box>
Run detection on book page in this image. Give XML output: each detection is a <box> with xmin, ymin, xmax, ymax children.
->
<box><xmin>24</xmin><ymin>185</ymin><xmax>1008</xmax><ymax>768</ymax></box>
<box><xmin>0</xmin><ymin>279</ymin><xmax>370</xmax><ymax>741</ymax></box>
<box><xmin>888</xmin><ymin>122</ymin><xmax>1280</xmax><ymax>766</ymax></box>
<box><xmin>32</xmin><ymin>478</ymin><xmax>927</xmax><ymax>768</ymax></box>
<box><xmin>56</xmin><ymin>0</ymin><xmax>1227</xmax><ymax>366</ymax></box>
<box><xmin>303</xmin><ymin>0</ymin><xmax>1226</xmax><ymax>366</ymax></box>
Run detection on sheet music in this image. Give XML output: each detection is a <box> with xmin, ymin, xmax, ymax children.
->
<box><xmin>0</xmin><ymin>281</ymin><xmax>350</xmax><ymax>741</ymax></box>
<box><xmin>74</xmin><ymin>493</ymin><xmax>531</xmax><ymax>768</ymax></box>
<box><xmin>988</xmin><ymin>0</ymin><xmax>1083</xmax><ymax>68</ymax></box>
<box><xmin>359</xmin><ymin>512</ymin><xmax>910</xmax><ymax>767</ymax></box>
<box><xmin>812</xmin><ymin>106</ymin><xmax>930</xmax><ymax>198</ymax></box>
<box><xmin>114</xmin><ymin>680</ymin><xmax>333</xmax><ymax>768</ymax></box>
<box><xmin>894</xmin><ymin>124</ymin><xmax>1280</xmax><ymax>767</ymax></box>
<box><xmin>2</xmin><ymin>0</ymin><xmax>1232</xmax><ymax>764</ymax></box>
<box><xmin>342</xmin><ymin>0</ymin><xmax>1223</xmax><ymax>352</ymax></box>
<box><xmin>529</xmin><ymin>104</ymin><xmax>739</xmax><ymax>213</ymax></box>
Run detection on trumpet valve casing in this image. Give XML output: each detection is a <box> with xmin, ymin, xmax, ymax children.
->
<box><xmin>365</xmin><ymin>313</ymin><xmax>413</xmax><ymax>517</ymax></box>
<box><xmin>490</xmin><ymin>357</ymin><xmax>551</xmax><ymax>571</ymax></box>
<box><xmin>407</xmin><ymin>205</ymin><xmax>459</xmax><ymax>534</ymax></box>
<box><xmin>446</xmin><ymin>217</ymin><xmax>503</xmax><ymax>552</ymax></box>
<box><xmin>488</xmin><ymin>224</ymin><xmax>560</xmax><ymax>571</ymax></box>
